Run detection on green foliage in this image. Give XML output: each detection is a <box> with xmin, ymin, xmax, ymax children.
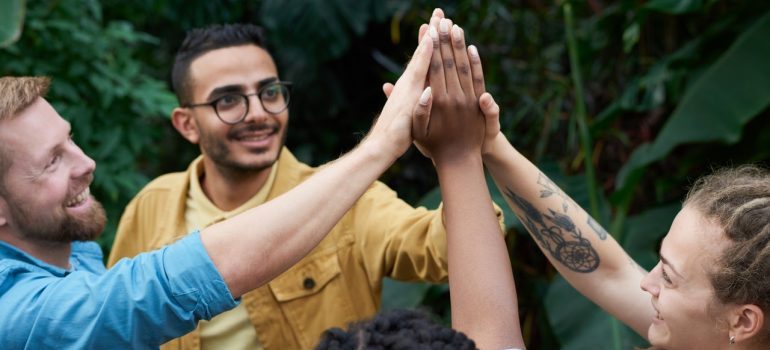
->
<box><xmin>616</xmin><ymin>11</ymin><xmax>770</xmax><ymax>188</ymax></box>
<box><xmin>0</xmin><ymin>0</ymin><xmax>25</xmax><ymax>47</ymax></box>
<box><xmin>0</xmin><ymin>0</ymin><xmax>176</xmax><ymax>253</ymax></box>
<box><xmin>4</xmin><ymin>0</ymin><xmax>770</xmax><ymax>348</ymax></box>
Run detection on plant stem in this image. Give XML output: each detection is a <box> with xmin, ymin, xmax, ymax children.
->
<box><xmin>563</xmin><ymin>1</ymin><xmax>601</xmax><ymax>220</ymax></box>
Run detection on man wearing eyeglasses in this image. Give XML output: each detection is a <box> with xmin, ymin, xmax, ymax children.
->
<box><xmin>108</xmin><ymin>23</ymin><xmax>499</xmax><ymax>349</ymax></box>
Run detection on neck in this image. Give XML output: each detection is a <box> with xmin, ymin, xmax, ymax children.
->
<box><xmin>200</xmin><ymin>159</ymin><xmax>272</xmax><ymax>211</ymax></box>
<box><xmin>0</xmin><ymin>230</ymin><xmax>72</xmax><ymax>269</ymax></box>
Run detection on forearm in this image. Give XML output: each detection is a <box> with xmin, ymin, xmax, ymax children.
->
<box><xmin>436</xmin><ymin>154</ymin><xmax>524</xmax><ymax>349</ymax></box>
<box><xmin>482</xmin><ymin>133</ymin><xmax>653</xmax><ymax>335</ymax></box>
<box><xmin>202</xmin><ymin>140</ymin><xmax>396</xmax><ymax>297</ymax></box>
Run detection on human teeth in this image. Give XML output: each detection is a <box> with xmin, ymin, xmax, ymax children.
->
<box><xmin>241</xmin><ymin>135</ymin><xmax>269</xmax><ymax>141</ymax></box>
<box><xmin>66</xmin><ymin>188</ymin><xmax>89</xmax><ymax>207</ymax></box>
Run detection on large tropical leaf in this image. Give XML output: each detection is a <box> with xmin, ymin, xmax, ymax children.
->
<box><xmin>616</xmin><ymin>11</ymin><xmax>770</xmax><ymax>188</ymax></box>
<box><xmin>0</xmin><ymin>0</ymin><xmax>25</xmax><ymax>48</ymax></box>
<box><xmin>545</xmin><ymin>277</ymin><xmax>647</xmax><ymax>350</ymax></box>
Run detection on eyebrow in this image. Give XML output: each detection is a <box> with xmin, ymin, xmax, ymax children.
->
<box><xmin>206</xmin><ymin>77</ymin><xmax>279</xmax><ymax>101</ymax></box>
<box><xmin>659</xmin><ymin>253</ymin><xmax>685</xmax><ymax>280</ymax></box>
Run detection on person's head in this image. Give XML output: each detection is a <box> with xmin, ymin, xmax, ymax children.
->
<box><xmin>641</xmin><ymin>165</ymin><xmax>770</xmax><ymax>349</ymax></box>
<box><xmin>315</xmin><ymin>309</ymin><xmax>476</xmax><ymax>350</ymax></box>
<box><xmin>170</xmin><ymin>23</ymin><xmax>290</xmax><ymax>175</ymax></box>
<box><xmin>0</xmin><ymin>76</ymin><xmax>105</xmax><ymax>244</ymax></box>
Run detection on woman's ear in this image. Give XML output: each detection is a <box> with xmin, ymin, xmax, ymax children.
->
<box><xmin>729</xmin><ymin>304</ymin><xmax>764</xmax><ymax>343</ymax></box>
<box><xmin>171</xmin><ymin>107</ymin><xmax>201</xmax><ymax>144</ymax></box>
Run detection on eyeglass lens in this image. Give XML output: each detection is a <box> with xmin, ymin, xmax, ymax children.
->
<box><xmin>215</xmin><ymin>83</ymin><xmax>290</xmax><ymax>123</ymax></box>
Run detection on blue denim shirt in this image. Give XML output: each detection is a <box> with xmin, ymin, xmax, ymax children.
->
<box><xmin>0</xmin><ymin>231</ymin><xmax>237</xmax><ymax>349</ymax></box>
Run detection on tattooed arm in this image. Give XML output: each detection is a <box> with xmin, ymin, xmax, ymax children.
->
<box><xmin>481</xmin><ymin>123</ymin><xmax>654</xmax><ymax>336</ymax></box>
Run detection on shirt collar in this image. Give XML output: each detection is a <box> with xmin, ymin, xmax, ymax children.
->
<box><xmin>187</xmin><ymin>156</ymin><xmax>280</xmax><ymax>219</ymax></box>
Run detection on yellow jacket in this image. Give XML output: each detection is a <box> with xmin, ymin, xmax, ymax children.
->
<box><xmin>108</xmin><ymin>148</ymin><xmax>501</xmax><ymax>349</ymax></box>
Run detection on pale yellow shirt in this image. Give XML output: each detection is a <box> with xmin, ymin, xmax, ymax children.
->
<box><xmin>185</xmin><ymin>157</ymin><xmax>279</xmax><ymax>350</ymax></box>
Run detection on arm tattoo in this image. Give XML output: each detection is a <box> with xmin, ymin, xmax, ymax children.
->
<box><xmin>587</xmin><ymin>216</ymin><xmax>608</xmax><ymax>240</ymax></box>
<box><xmin>505</xmin><ymin>186</ymin><xmax>600</xmax><ymax>273</ymax></box>
<box><xmin>538</xmin><ymin>173</ymin><xmax>608</xmax><ymax>240</ymax></box>
<box><xmin>537</xmin><ymin>174</ymin><xmax>576</xmax><ymax>213</ymax></box>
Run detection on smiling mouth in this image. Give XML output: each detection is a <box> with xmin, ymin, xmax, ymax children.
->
<box><xmin>65</xmin><ymin>188</ymin><xmax>90</xmax><ymax>207</ymax></box>
<box><xmin>230</xmin><ymin>124</ymin><xmax>279</xmax><ymax>141</ymax></box>
<box><xmin>652</xmin><ymin>303</ymin><xmax>663</xmax><ymax>321</ymax></box>
<box><xmin>236</xmin><ymin>134</ymin><xmax>272</xmax><ymax>142</ymax></box>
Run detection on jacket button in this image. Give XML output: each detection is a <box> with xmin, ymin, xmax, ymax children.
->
<box><xmin>303</xmin><ymin>277</ymin><xmax>316</xmax><ymax>290</ymax></box>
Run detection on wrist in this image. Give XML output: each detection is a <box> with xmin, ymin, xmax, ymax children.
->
<box><xmin>434</xmin><ymin>152</ymin><xmax>484</xmax><ymax>174</ymax></box>
<box><xmin>356</xmin><ymin>136</ymin><xmax>399</xmax><ymax>169</ymax></box>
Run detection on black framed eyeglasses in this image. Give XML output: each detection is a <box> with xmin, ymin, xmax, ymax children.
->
<box><xmin>183</xmin><ymin>81</ymin><xmax>292</xmax><ymax>124</ymax></box>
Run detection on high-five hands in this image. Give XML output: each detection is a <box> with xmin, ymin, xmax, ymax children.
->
<box><xmin>383</xmin><ymin>9</ymin><xmax>503</xmax><ymax>161</ymax></box>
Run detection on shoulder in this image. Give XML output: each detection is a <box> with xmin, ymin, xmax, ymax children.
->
<box><xmin>139</xmin><ymin>171</ymin><xmax>188</xmax><ymax>195</ymax></box>
<box><xmin>71</xmin><ymin>242</ymin><xmax>106</xmax><ymax>273</ymax></box>
<box><xmin>125</xmin><ymin>171</ymin><xmax>188</xmax><ymax>210</ymax></box>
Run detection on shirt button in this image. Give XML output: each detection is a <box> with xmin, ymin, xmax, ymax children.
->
<box><xmin>303</xmin><ymin>277</ymin><xmax>316</xmax><ymax>290</ymax></box>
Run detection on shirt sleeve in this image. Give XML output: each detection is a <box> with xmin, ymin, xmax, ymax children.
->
<box><xmin>0</xmin><ymin>231</ymin><xmax>237</xmax><ymax>349</ymax></box>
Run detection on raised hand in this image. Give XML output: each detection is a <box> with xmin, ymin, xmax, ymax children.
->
<box><xmin>384</xmin><ymin>9</ymin><xmax>502</xmax><ymax>159</ymax></box>
<box><xmin>364</xmin><ymin>34</ymin><xmax>433</xmax><ymax>161</ymax></box>
<box><xmin>411</xmin><ymin>17</ymin><xmax>486</xmax><ymax>165</ymax></box>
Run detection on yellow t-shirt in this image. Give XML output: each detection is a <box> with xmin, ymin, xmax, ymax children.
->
<box><xmin>185</xmin><ymin>158</ymin><xmax>279</xmax><ymax>350</ymax></box>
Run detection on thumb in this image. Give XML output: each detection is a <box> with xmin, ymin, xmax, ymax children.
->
<box><xmin>382</xmin><ymin>83</ymin><xmax>394</xmax><ymax>99</ymax></box>
<box><xmin>479</xmin><ymin>92</ymin><xmax>499</xmax><ymax>120</ymax></box>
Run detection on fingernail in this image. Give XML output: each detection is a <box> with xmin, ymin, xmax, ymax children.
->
<box><xmin>452</xmin><ymin>25</ymin><xmax>462</xmax><ymax>40</ymax></box>
<box><xmin>429</xmin><ymin>26</ymin><xmax>438</xmax><ymax>40</ymax></box>
<box><xmin>419</xmin><ymin>87</ymin><xmax>432</xmax><ymax>106</ymax></box>
<box><xmin>433</xmin><ymin>8</ymin><xmax>441</xmax><ymax>17</ymax></box>
<box><xmin>468</xmin><ymin>45</ymin><xmax>479</xmax><ymax>58</ymax></box>
<box><xmin>439</xmin><ymin>19</ymin><xmax>449</xmax><ymax>34</ymax></box>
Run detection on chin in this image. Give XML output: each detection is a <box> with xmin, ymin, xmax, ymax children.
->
<box><xmin>647</xmin><ymin>326</ymin><xmax>670</xmax><ymax>348</ymax></box>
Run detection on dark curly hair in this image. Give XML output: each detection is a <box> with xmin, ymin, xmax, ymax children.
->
<box><xmin>315</xmin><ymin>309</ymin><xmax>477</xmax><ymax>350</ymax></box>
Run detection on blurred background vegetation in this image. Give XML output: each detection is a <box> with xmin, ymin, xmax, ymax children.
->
<box><xmin>2</xmin><ymin>0</ymin><xmax>769</xmax><ymax>348</ymax></box>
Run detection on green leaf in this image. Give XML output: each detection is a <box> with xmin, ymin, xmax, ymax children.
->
<box><xmin>616</xmin><ymin>11</ymin><xmax>770</xmax><ymax>188</ymax></box>
<box><xmin>545</xmin><ymin>277</ymin><xmax>648</xmax><ymax>350</ymax></box>
<box><xmin>621</xmin><ymin>203</ymin><xmax>681</xmax><ymax>269</ymax></box>
<box><xmin>0</xmin><ymin>0</ymin><xmax>25</xmax><ymax>48</ymax></box>
<box><xmin>622</xmin><ymin>22</ymin><xmax>640</xmax><ymax>53</ymax></box>
<box><xmin>644</xmin><ymin>0</ymin><xmax>705</xmax><ymax>14</ymax></box>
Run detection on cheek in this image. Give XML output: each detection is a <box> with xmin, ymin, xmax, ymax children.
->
<box><xmin>660</xmin><ymin>288</ymin><xmax>718</xmax><ymax>334</ymax></box>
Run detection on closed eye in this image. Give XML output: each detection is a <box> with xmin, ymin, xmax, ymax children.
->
<box><xmin>661</xmin><ymin>265</ymin><xmax>673</xmax><ymax>285</ymax></box>
<box><xmin>46</xmin><ymin>154</ymin><xmax>62</xmax><ymax>169</ymax></box>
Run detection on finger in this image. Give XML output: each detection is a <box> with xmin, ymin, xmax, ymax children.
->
<box><xmin>427</xmin><ymin>24</ymin><xmax>446</xmax><ymax>97</ymax></box>
<box><xmin>394</xmin><ymin>34</ymin><xmax>434</xmax><ymax>95</ymax></box>
<box><xmin>418</xmin><ymin>24</ymin><xmax>428</xmax><ymax>43</ymax></box>
<box><xmin>412</xmin><ymin>87</ymin><xmax>432</xmax><ymax>140</ymax></box>
<box><xmin>438</xmin><ymin>18</ymin><xmax>461</xmax><ymax>95</ymax></box>
<box><xmin>432</xmin><ymin>8</ymin><xmax>445</xmax><ymax>19</ymax></box>
<box><xmin>479</xmin><ymin>92</ymin><xmax>499</xmax><ymax>119</ymax></box>
<box><xmin>382</xmin><ymin>83</ymin><xmax>394</xmax><ymax>98</ymax></box>
<box><xmin>468</xmin><ymin>45</ymin><xmax>486</xmax><ymax>98</ymax></box>
<box><xmin>450</xmin><ymin>24</ymin><xmax>474</xmax><ymax>96</ymax></box>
